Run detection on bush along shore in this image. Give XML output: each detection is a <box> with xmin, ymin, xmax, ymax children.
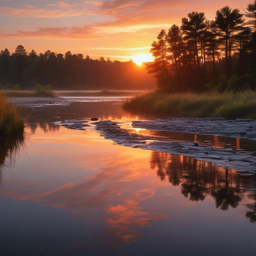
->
<box><xmin>123</xmin><ymin>91</ymin><xmax>256</xmax><ymax>119</ymax></box>
<box><xmin>0</xmin><ymin>90</ymin><xmax>25</xmax><ymax>137</ymax></box>
<box><xmin>3</xmin><ymin>84</ymin><xmax>56</xmax><ymax>98</ymax></box>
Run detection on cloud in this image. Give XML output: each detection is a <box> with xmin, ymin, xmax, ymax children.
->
<box><xmin>47</xmin><ymin>1</ymin><xmax>76</xmax><ymax>9</ymax></box>
<box><xmin>84</xmin><ymin>1</ymin><xmax>103</xmax><ymax>7</ymax></box>
<box><xmin>0</xmin><ymin>22</ymin><xmax>163</xmax><ymax>40</ymax></box>
<box><xmin>83</xmin><ymin>46</ymin><xmax>151</xmax><ymax>51</ymax></box>
<box><xmin>104</xmin><ymin>188</ymin><xmax>165</xmax><ymax>245</ymax></box>
<box><xmin>0</xmin><ymin>26</ymin><xmax>99</xmax><ymax>39</ymax></box>
<box><xmin>2</xmin><ymin>151</ymin><xmax>163</xmax><ymax>247</ymax></box>
<box><xmin>0</xmin><ymin>6</ymin><xmax>87</xmax><ymax>18</ymax></box>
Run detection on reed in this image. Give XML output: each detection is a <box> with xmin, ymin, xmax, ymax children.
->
<box><xmin>123</xmin><ymin>91</ymin><xmax>256</xmax><ymax>119</ymax></box>
<box><xmin>0</xmin><ymin>90</ymin><xmax>25</xmax><ymax>137</ymax></box>
<box><xmin>3</xmin><ymin>90</ymin><xmax>55</xmax><ymax>98</ymax></box>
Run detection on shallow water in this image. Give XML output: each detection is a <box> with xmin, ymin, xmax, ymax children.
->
<box><xmin>1</xmin><ymin>102</ymin><xmax>256</xmax><ymax>256</ymax></box>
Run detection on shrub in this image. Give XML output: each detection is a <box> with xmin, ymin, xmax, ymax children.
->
<box><xmin>243</xmin><ymin>73</ymin><xmax>256</xmax><ymax>90</ymax></box>
<box><xmin>34</xmin><ymin>84</ymin><xmax>43</xmax><ymax>93</ymax></box>
<box><xmin>34</xmin><ymin>84</ymin><xmax>55</xmax><ymax>97</ymax></box>
<box><xmin>227</xmin><ymin>75</ymin><xmax>245</xmax><ymax>92</ymax></box>
<box><xmin>12</xmin><ymin>84</ymin><xmax>20</xmax><ymax>90</ymax></box>
<box><xmin>218</xmin><ymin>75</ymin><xmax>228</xmax><ymax>92</ymax></box>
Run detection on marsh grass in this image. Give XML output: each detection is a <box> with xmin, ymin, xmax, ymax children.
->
<box><xmin>0</xmin><ymin>90</ymin><xmax>25</xmax><ymax>137</ymax></box>
<box><xmin>3</xmin><ymin>90</ymin><xmax>56</xmax><ymax>98</ymax></box>
<box><xmin>3</xmin><ymin>84</ymin><xmax>56</xmax><ymax>98</ymax></box>
<box><xmin>123</xmin><ymin>91</ymin><xmax>256</xmax><ymax>119</ymax></box>
<box><xmin>56</xmin><ymin>90</ymin><xmax>142</xmax><ymax>97</ymax></box>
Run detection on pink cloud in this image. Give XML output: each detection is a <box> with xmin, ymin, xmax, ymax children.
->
<box><xmin>104</xmin><ymin>188</ymin><xmax>165</xmax><ymax>245</ymax></box>
<box><xmin>0</xmin><ymin>26</ymin><xmax>99</xmax><ymax>39</ymax></box>
<box><xmin>47</xmin><ymin>1</ymin><xmax>76</xmax><ymax>9</ymax></box>
<box><xmin>0</xmin><ymin>6</ymin><xmax>87</xmax><ymax>18</ymax></box>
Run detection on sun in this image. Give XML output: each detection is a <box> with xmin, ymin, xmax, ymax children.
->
<box><xmin>132</xmin><ymin>54</ymin><xmax>154</xmax><ymax>65</ymax></box>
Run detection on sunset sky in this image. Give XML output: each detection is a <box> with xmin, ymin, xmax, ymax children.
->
<box><xmin>0</xmin><ymin>0</ymin><xmax>249</xmax><ymax>61</ymax></box>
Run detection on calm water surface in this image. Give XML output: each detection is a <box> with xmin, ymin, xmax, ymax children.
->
<box><xmin>1</xmin><ymin>102</ymin><xmax>256</xmax><ymax>256</ymax></box>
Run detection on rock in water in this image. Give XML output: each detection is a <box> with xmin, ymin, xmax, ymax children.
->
<box><xmin>91</xmin><ymin>117</ymin><xmax>99</xmax><ymax>121</ymax></box>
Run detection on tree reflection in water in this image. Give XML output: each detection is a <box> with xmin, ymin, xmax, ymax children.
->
<box><xmin>150</xmin><ymin>151</ymin><xmax>256</xmax><ymax>222</ymax></box>
<box><xmin>0</xmin><ymin>134</ymin><xmax>25</xmax><ymax>187</ymax></box>
<box><xmin>27</xmin><ymin>121</ymin><xmax>60</xmax><ymax>134</ymax></box>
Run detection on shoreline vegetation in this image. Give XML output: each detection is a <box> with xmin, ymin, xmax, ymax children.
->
<box><xmin>55</xmin><ymin>90</ymin><xmax>145</xmax><ymax>97</ymax></box>
<box><xmin>0</xmin><ymin>90</ymin><xmax>25</xmax><ymax>137</ymax></box>
<box><xmin>3</xmin><ymin>84</ymin><xmax>55</xmax><ymax>98</ymax></box>
<box><xmin>4</xmin><ymin>89</ymin><xmax>144</xmax><ymax>98</ymax></box>
<box><xmin>144</xmin><ymin>2</ymin><xmax>256</xmax><ymax>93</ymax></box>
<box><xmin>123</xmin><ymin>91</ymin><xmax>256</xmax><ymax>119</ymax></box>
<box><xmin>124</xmin><ymin>1</ymin><xmax>256</xmax><ymax>119</ymax></box>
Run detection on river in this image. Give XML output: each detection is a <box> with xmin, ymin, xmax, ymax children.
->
<box><xmin>1</xmin><ymin>100</ymin><xmax>256</xmax><ymax>256</ymax></box>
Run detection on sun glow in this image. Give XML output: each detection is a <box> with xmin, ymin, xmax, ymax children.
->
<box><xmin>132</xmin><ymin>54</ymin><xmax>154</xmax><ymax>65</ymax></box>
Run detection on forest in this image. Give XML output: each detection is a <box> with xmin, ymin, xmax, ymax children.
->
<box><xmin>1</xmin><ymin>2</ymin><xmax>256</xmax><ymax>93</ymax></box>
<box><xmin>146</xmin><ymin>1</ymin><xmax>256</xmax><ymax>92</ymax></box>
<box><xmin>0</xmin><ymin>47</ymin><xmax>155</xmax><ymax>90</ymax></box>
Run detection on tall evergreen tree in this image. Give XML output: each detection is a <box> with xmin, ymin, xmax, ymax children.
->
<box><xmin>14</xmin><ymin>45</ymin><xmax>28</xmax><ymax>85</ymax></box>
<box><xmin>146</xmin><ymin>29</ymin><xmax>170</xmax><ymax>90</ymax></box>
<box><xmin>167</xmin><ymin>25</ymin><xmax>182</xmax><ymax>80</ymax></box>
<box><xmin>181</xmin><ymin>12</ymin><xmax>207</xmax><ymax>72</ymax></box>
<box><xmin>215</xmin><ymin>6</ymin><xmax>244</xmax><ymax>78</ymax></box>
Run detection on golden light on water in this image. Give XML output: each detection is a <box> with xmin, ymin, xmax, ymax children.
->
<box><xmin>132</xmin><ymin>54</ymin><xmax>154</xmax><ymax>65</ymax></box>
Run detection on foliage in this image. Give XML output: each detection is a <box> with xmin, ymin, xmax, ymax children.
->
<box><xmin>226</xmin><ymin>75</ymin><xmax>244</xmax><ymax>92</ymax></box>
<box><xmin>0</xmin><ymin>90</ymin><xmax>24</xmax><ymax>137</ymax></box>
<box><xmin>34</xmin><ymin>84</ymin><xmax>55</xmax><ymax>97</ymax></box>
<box><xmin>123</xmin><ymin>91</ymin><xmax>256</xmax><ymax>119</ymax></box>
<box><xmin>3</xmin><ymin>83</ymin><xmax>55</xmax><ymax>97</ymax></box>
<box><xmin>218</xmin><ymin>75</ymin><xmax>228</xmax><ymax>92</ymax></box>
<box><xmin>12</xmin><ymin>84</ymin><xmax>20</xmax><ymax>90</ymax></box>
<box><xmin>0</xmin><ymin>48</ymin><xmax>155</xmax><ymax>90</ymax></box>
<box><xmin>145</xmin><ymin>2</ymin><xmax>255</xmax><ymax>93</ymax></box>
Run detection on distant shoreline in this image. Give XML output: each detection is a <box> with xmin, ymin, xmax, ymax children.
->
<box><xmin>4</xmin><ymin>89</ymin><xmax>149</xmax><ymax>98</ymax></box>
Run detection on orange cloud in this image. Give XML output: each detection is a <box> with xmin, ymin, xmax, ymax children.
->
<box><xmin>0</xmin><ymin>6</ymin><xmax>87</xmax><ymax>18</ymax></box>
<box><xmin>3</xmin><ymin>0</ymin><xmax>245</xmax><ymax>41</ymax></box>
<box><xmin>0</xmin><ymin>26</ymin><xmax>99</xmax><ymax>39</ymax></box>
<box><xmin>47</xmin><ymin>1</ymin><xmax>76</xmax><ymax>9</ymax></box>
<box><xmin>105</xmin><ymin>188</ymin><xmax>165</xmax><ymax>245</ymax></box>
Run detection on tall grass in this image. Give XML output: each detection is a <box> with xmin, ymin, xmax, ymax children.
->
<box><xmin>123</xmin><ymin>91</ymin><xmax>256</xmax><ymax>119</ymax></box>
<box><xmin>3</xmin><ymin>84</ymin><xmax>55</xmax><ymax>98</ymax></box>
<box><xmin>56</xmin><ymin>90</ymin><xmax>142</xmax><ymax>97</ymax></box>
<box><xmin>0</xmin><ymin>90</ymin><xmax>25</xmax><ymax>137</ymax></box>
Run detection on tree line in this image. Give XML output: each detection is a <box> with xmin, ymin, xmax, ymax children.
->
<box><xmin>0</xmin><ymin>46</ymin><xmax>155</xmax><ymax>90</ymax></box>
<box><xmin>146</xmin><ymin>1</ymin><xmax>256</xmax><ymax>92</ymax></box>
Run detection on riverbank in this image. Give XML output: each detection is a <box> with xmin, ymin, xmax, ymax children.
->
<box><xmin>4</xmin><ymin>89</ymin><xmax>145</xmax><ymax>98</ymax></box>
<box><xmin>55</xmin><ymin>90</ymin><xmax>147</xmax><ymax>97</ymax></box>
<box><xmin>123</xmin><ymin>91</ymin><xmax>256</xmax><ymax>119</ymax></box>
<box><xmin>3</xmin><ymin>90</ymin><xmax>55</xmax><ymax>98</ymax></box>
<box><xmin>52</xmin><ymin>118</ymin><xmax>256</xmax><ymax>174</ymax></box>
<box><xmin>0</xmin><ymin>91</ymin><xmax>25</xmax><ymax>137</ymax></box>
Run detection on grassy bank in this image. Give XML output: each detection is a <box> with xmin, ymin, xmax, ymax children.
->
<box><xmin>4</xmin><ymin>90</ymin><xmax>55</xmax><ymax>98</ymax></box>
<box><xmin>0</xmin><ymin>91</ymin><xmax>25</xmax><ymax>137</ymax></box>
<box><xmin>4</xmin><ymin>89</ymin><xmax>142</xmax><ymax>98</ymax></box>
<box><xmin>55</xmin><ymin>90</ymin><xmax>146</xmax><ymax>97</ymax></box>
<box><xmin>123</xmin><ymin>91</ymin><xmax>256</xmax><ymax>119</ymax></box>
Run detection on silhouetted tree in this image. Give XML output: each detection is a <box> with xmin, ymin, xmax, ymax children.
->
<box><xmin>146</xmin><ymin>29</ymin><xmax>171</xmax><ymax>90</ymax></box>
<box><xmin>181</xmin><ymin>12</ymin><xmax>206</xmax><ymax>74</ymax></box>
<box><xmin>215</xmin><ymin>6</ymin><xmax>244</xmax><ymax>78</ymax></box>
<box><xmin>14</xmin><ymin>45</ymin><xmax>28</xmax><ymax>85</ymax></box>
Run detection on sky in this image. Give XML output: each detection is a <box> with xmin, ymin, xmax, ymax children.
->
<box><xmin>0</xmin><ymin>0</ymin><xmax>250</xmax><ymax>61</ymax></box>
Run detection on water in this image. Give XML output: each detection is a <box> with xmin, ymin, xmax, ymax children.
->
<box><xmin>1</xmin><ymin>101</ymin><xmax>256</xmax><ymax>256</ymax></box>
